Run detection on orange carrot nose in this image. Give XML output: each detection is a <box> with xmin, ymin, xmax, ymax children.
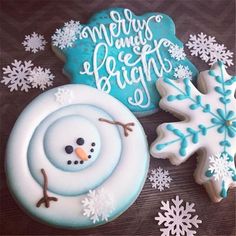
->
<box><xmin>75</xmin><ymin>147</ymin><xmax>88</xmax><ymax>161</ymax></box>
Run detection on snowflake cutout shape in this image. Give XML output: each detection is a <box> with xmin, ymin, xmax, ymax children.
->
<box><xmin>149</xmin><ymin>167</ymin><xmax>172</xmax><ymax>191</ymax></box>
<box><xmin>151</xmin><ymin>61</ymin><xmax>236</xmax><ymax>202</ymax></box>
<box><xmin>54</xmin><ymin>87</ymin><xmax>74</xmax><ymax>105</ymax></box>
<box><xmin>155</xmin><ymin>196</ymin><xmax>202</xmax><ymax>236</ymax></box>
<box><xmin>186</xmin><ymin>32</ymin><xmax>216</xmax><ymax>61</ymax></box>
<box><xmin>186</xmin><ymin>32</ymin><xmax>234</xmax><ymax>68</ymax></box>
<box><xmin>28</xmin><ymin>66</ymin><xmax>54</xmax><ymax>90</ymax></box>
<box><xmin>174</xmin><ymin>65</ymin><xmax>192</xmax><ymax>80</ymax></box>
<box><xmin>168</xmin><ymin>44</ymin><xmax>186</xmax><ymax>61</ymax></box>
<box><xmin>22</xmin><ymin>32</ymin><xmax>47</xmax><ymax>53</ymax></box>
<box><xmin>81</xmin><ymin>188</ymin><xmax>114</xmax><ymax>224</ymax></box>
<box><xmin>1</xmin><ymin>60</ymin><xmax>33</xmax><ymax>92</ymax></box>
<box><xmin>52</xmin><ymin>20</ymin><xmax>82</xmax><ymax>50</ymax></box>
<box><xmin>207</xmin><ymin>153</ymin><xmax>235</xmax><ymax>182</ymax></box>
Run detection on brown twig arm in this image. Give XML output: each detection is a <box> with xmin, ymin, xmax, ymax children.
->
<box><xmin>36</xmin><ymin>169</ymin><xmax>58</xmax><ymax>208</ymax></box>
<box><xmin>98</xmin><ymin>118</ymin><xmax>135</xmax><ymax>137</ymax></box>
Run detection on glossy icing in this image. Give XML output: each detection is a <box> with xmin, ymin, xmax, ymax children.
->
<box><xmin>52</xmin><ymin>8</ymin><xmax>198</xmax><ymax>116</ymax></box>
<box><xmin>6</xmin><ymin>84</ymin><xmax>149</xmax><ymax>228</ymax></box>
<box><xmin>150</xmin><ymin>62</ymin><xmax>236</xmax><ymax>202</ymax></box>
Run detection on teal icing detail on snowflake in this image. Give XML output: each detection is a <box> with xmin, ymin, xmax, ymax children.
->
<box><xmin>151</xmin><ymin>61</ymin><xmax>236</xmax><ymax>201</ymax></box>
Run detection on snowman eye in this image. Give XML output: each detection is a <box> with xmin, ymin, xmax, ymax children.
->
<box><xmin>76</xmin><ymin>138</ymin><xmax>84</xmax><ymax>145</ymax></box>
<box><xmin>65</xmin><ymin>145</ymin><xmax>73</xmax><ymax>154</ymax></box>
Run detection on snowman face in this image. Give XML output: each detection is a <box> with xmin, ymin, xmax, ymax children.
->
<box><xmin>44</xmin><ymin>115</ymin><xmax>101</xmax><ymax>172</ymax></box>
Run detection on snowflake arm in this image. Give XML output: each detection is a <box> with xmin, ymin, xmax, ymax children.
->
<box><xmin>151</xmin><ymin>61</ymin><xmax>236</xmax><ymax>202</ymax></box>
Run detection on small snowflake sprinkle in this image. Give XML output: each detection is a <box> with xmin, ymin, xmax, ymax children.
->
<box><xmin>186</xmin><ymin>32</ymin><xmax>234</xmax><ymax>68</ymax></box>
<box><xmin>1</xmin><ymin>60</ymin><xmax>33</xmax><ymax>92</ymax></box>
<box><xmin>208</xmin><ymin>153</ymin><xmax>233</xmax><ymax>181</ymax></box>
<box><xmin>168</xmin><ymin>44</ymin><xmax>186</xmax><ymax>61</ymax></box>
<box><xmin>64</xmin><ymin>20</ymin><xmax>82</xmax><ymax>35</ymax></box>
<box><xmin>52</xmin><ymin>20</ymin><xmax>82</xmax><ymax>50</ymax></box>
<box><xmin>82</xmin><ymin>188</ymin><xmax>114</xmax><ymax>224</ymax></box>
<box><xmin>155</xmin><ymin>196</ymin><xmax>202</xmax><ymax>236</ymax></box>
<box><xmin>149</xmin><ymin>167</ymin><xmax>172</xmax><ymax>191</ymax></box>
<box><xmin>174</xmin><ymin>65</ymin><xmax>192</xmax><ymax>80</ymax></box>
<box><xmin>22</xmin><ymin>32</ymin><xmax>47</xmax><ymax>53</ymax></box>
<box><xmin>55</xmin><ymin>87</ymin><xmax>74</xmax><ymax>105</ymax></box>
<box><xmin>28</xmin><ymin>66</ymin><xmax>54</xmax><ymax>90</ymax></box>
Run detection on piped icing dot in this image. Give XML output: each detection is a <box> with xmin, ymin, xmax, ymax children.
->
<box><xmin>90</xmin><ymin>148</ymin><xmax>94</xmax><ymax>152</ymax></box>
<box><xmin>91</xmin><ymin>142</ymin><xmax>96</xmax><ymax>146</ymax></box>
<box><xmin>65</xmin><ymin>145</ymin><xmax>73</xmax><ymax>154</ymax></box>
<box><xmin>67</xmin><ymin>160</ymin><xmax>72</xmax><ymax>165</ymax></box>
<box><xmin>74</xmin><ymin>160</ymin><xmax>78</xmax><ymax>165</ymax></box>
<box><xmin>226</xmin><ymin>120</ymin><xmax>232</xmax><ymax>126</ymax></box>
<box><xmin>88</xmin><ymin>155</ymin><xmax>91</xmax><ymax>159</ymax></box>
<box><xmin>76</xmin><ymin>137</ymin><xmax>84</xmax><ymax>145</ymax></box>
<box><xmin>80</xmin><ymin>160</ymin><xmax>84</xmax><ymax>164</ymax></box>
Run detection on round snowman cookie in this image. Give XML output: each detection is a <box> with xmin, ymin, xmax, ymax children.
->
<box><xmin>6</xmin><ymin>84</ymin><xmax>149</xmax><ymax>229</ymax></box>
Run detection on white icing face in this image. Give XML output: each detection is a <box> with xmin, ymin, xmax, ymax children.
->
<box><xmin>44</xmin><ymin>115</ymin><xmax>101</xmax><ymax>171</ymax></box>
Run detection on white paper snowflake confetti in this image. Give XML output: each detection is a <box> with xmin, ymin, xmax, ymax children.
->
<box><xmin>208</xmin><ymin>153</ymin><xmax>233</xmax><ymax>181</ymax></box>
<box><xmin>28</xmin><ymin>66</ymin><xmax>54</xmax><ymax>90</ymax></box>
<box><xmin>52</xmin><ymin>20</ymin><xmax>82</xmax><ymax>50</ymax></box>
<box><xmin>1</xmin><ymin>60</ymin><xmax>33</xmax><ymax>92</ymax></box>
<box><xmin>155</xmin><ymin>196</ymin><xmax>202</xmax><ymax>236</ymax></box>
<box><xmin>168</xmin><ymin>44</ymin><xmax>186</xmax><ymax>61</ymax></box>
<box><xmin>186</xmin><ymin>32</ymin><xmax>234</xmax><ymax>68</ymax></box>
<box><xmin>82</xmin><ymin>188</ymin><xmax>114</xmax><ymax>224</ymax></box>
<box><xmin>54</xmin><ymin>87</ymin><xmax>74</xmax><ymax>105</ymax></box>
<box><xmin>64</xmin><ymin>20</ymin><xmax>82</xmax><ymax>35</ymax></box>
<box><xmin>174</xmin><ymin>65</ymin><xmax>192</xmax><ymax>80</ymax></box>
<box><xmin>22</xmin><ymin>32</ymin><xmax>47</xmax><ymax>53</ymax></box>
<box><xmin>149</xmin><ymin>167</ymin><xmax>172</xmax><ymax>191</ymax></box>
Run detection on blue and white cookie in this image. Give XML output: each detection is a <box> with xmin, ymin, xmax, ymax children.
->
<box><xmin>52</xmin><ymin>8</ymin><xmax>198</xmax><ymax>116</ymax></box>
<box><xmin>150</xmin><ymin>62</ymin><xmax>236</xmax><ymax>202</ymax></box>
<box><xmin>6</xmin><ymin>84</ymin><xmax>149</xmax><ymax>228</ymax></box>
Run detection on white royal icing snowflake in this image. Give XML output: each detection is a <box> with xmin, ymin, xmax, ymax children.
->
<box><xmin>1</xmin><ymin>60</ymin><xmax>33</xmax><ymax>92</ymax></box>
<box><xmin>149</xmin><ymin>167</ymin><xmax>172</xmax><ymax>191</ymax></box>
<box><xmin>22</xmin><ymin>32</ymin><xmax>47</xmax><ymax>53</ymax></box>
<box><xmin>209</xmin><ymin>43</ymin><xmax>234</xmax><ymax>68</ymax></box>
<box><xmin>82</xmin><ymin>188</ymin><xmax>114</xmax><ymax>224</ymax></box>
<box><xmin>168</xmin><ymin>44</ymin><xmax>186</xmax><ymax>61</ymax></box>
<box><xmin>186</xmin><ymin>32</ymin><xmax>234</xmax><ymax>68</ymax></box>
<box><xmin>28</xmin><ymin>66</ymin><xmax>54</xmax><ymax>90</ymax></box>
<box><xmin>155</xmin><ymin>196</ymin><xmax>202</xmax><ymax>236</ymax></box>
<box><xmin>209</xmin><ymin>153</ymin><xmax>233</xmax><ymax>181</ymax></box>
<box><xmin>174</xmin><ymin>65</ymin><xmax>192</xmax><ymax>80</ymax></box>
<box><xmin>52</xmin><ymin>20</ymin><xmax>82</xmax><ymax>50</ymax></box>
<box><xmin>54</xmin><ymin>87</ymin><xmax>74</xmax><ymax>105</ymax></box>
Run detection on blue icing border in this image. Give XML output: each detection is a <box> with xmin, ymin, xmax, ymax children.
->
<box><xmin>54</xmin><ymin>8</ymin><xmax>198</xmax><ymax>115</ymax></box>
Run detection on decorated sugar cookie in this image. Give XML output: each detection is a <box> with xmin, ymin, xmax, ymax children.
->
<box><xmin>52</xmin><ymin>8</ymin><xmax>198</xmax><ymax>116</ymax></box>
<box><xmin>150</xmin><ymin>61</ymin><xmax>236</xmax><ymax>202</ymax></box>
<box><xmin>6</xmin><ymin>84</ymin><xmax>149</xmax><ymax>228</ymax></box>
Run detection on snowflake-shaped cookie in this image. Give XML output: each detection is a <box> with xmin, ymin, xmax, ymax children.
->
<box><xmin>174</xmin><ymin>65</ymin><xmax>192</xmax><ymax>80</ymax></box>
<box><xmin>151</xmin><ymin>61</ymin><xmax>236</xmax><ymax>202</ymax></box>
<box><xmin>1</xmin><ymin>60</ymin><xmax>33</xmax><ymax>92</ymax></box>
<box><xmin>149</xmin><ymin>167</ymin><xmax>172</xmax><ymax>191</ymax></box>
<box><xmin>29</xmin><ymin>66</ymin><xmax>54</xmax><ymax>90</ymax></box>
<box><xmin>155</xmin><ymin>196</ymin><xmax>202</xmax><ymax>236</ymax></box>
<box><xmin>168</xmin><ymin>44</ymin><xmax>186</xmax><ymax>61</ymax></box>
<box><xmin>81</xmin><ymin>188</ymin><xmax>114</xmax><ymax>223</ymax></box>
<box><xmin>54</xmin><ymin>87</ymin><xmax>74</xmax><ymax>105</ymax></box>
<box><xmin>52</xmin><ymin>20</ymin><xmax>82</xmax><ymax>49</ymax></box>
<box><xmin>22</xmin><ymin>32</ymin><xmax>47</xmax><ymax>53</ymax></box>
